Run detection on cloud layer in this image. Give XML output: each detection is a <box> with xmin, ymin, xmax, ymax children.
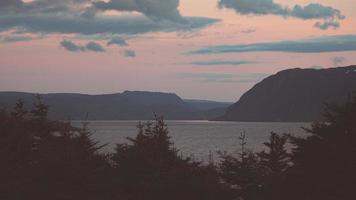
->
<box><xmin>218</xmin><ymin>0</ymin><xmax>345</xmax><ymax>29</ymax></box>
<box><xmin>60</xmin><ymin>40</ymin><xmax>106</xmax><ymax>52</ymax></box>
<box><xmin>0</xmin><ymin>35</ymin><xmax>33</xmax><ymax>43</ymax></box>
<box><xmin>0</xmin><ymin>0</ymin><xmax>218</xmax><ymax>36</ymax></box>
<box><xmin>94</xmin><ymin>0</ymin><xmax>184</xmax><ymax>23</ymax></box>
<box><xmin>191</xmin><ymin>35</ymin><xmax>356</xmax><ymax>54</ymax></box>
<box><xmin>107</xmin><ymin>37</ymin><xmax>129</xmax><ymax>47</ymax></box>
<box><xmin>177</xmin><ymin>72</ymin><xmax>269</xmax><ymax>83</ymax></box>
<box><xmin>190</xmin><ymin>60</ymin><xmax>255</xmax><ymax>66</ymax></box>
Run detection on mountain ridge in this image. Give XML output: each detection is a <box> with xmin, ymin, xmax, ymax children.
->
<box><xmin>0</xmin><ymin>91</ymin><xmax>231</xmax><ymax>120</ymax></box>
<box><xmin>221</xmin><ymin>65</ymin><xmax>356</xmax><ymax>122</ymax></box>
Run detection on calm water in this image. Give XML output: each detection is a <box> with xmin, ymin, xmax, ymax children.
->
<box><xmin>72</xmin><ymin>121</ymin><xmax>309</xmax><ymax>162</ymax></box>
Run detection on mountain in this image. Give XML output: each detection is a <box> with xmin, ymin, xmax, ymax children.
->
<box><xmin>221</xmin><ymin>66</ymin><xmax>356</xmax><ymax>122</ymax></box>
<box><xmin>184</xmin><ymin>99</ymin><xmax>232</xmax><ymax>111</ymax></box>
<box><xmin>184</xmin><ymin>99</ymin><xmax>232</xmax><ymax>120</ymax></box>
<box><xmin>0</xmin><ymin>91</ymin><xmax>231</xmax><ymax>120</ymax></box>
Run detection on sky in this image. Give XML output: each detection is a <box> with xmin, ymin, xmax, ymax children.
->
<box><xmin>1</xmin><ymin>0</ymin><xmax>356</xmax><ymax>102</ymax></box>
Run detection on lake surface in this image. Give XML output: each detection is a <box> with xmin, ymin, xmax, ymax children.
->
<box><xmin>72</xmin><ymin>120</ymin><xmax>309</xmax><ymax>162</ymax></box>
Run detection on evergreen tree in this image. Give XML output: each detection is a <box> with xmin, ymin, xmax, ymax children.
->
<box><xmin>218</xmin><ymin>131</ymin><xmax>262</xmax><ymax>200</ymax></box>
<box><xmin>258</xmin><ymin>132</ymin><xmax>289</xmax><ymax>174</ymax></box>
<box><xmin>283</xmin><ymin>95</ymin><xmax>356</xmax><ymax>200</ymax></box>
<box><xmin>11</xmin><ymin>98</ymin><xmax>28</xmax><ymax>120</ymax></box>
<box><xmin>0</xmin><ymin>97</ymin><xmax>113</xmax><ymax>200</ymax></box>
<box><xmin>30</xmin><ymin>94</ymin><xmax>49</xmax><ymax>121</ymax></box>
<box><xmin>113</xmin><ymin>116</ymin><xmax>232</xmax><ymax>200</ymax></box>
<box><xmin>257</xmin><ymin>133</ymin><xmax>290</xmax><ymax>200</ymax></box>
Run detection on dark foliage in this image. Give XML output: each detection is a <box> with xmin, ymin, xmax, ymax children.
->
<box><xmin>218</xmin><ymin>131</ymin><xmax>290</xmax><ymax>200</ymax></box>
<box><xmin>219</xmin><ymin>94</ymin><xmax>356</xmax><ymax>200</ymax></box>
<box><xmin>258</xmin><ymin>133</ymin><xmax>290</xmax><ymax>174</ymax></box>
<box><xmin>0</xmin><ymin>97</ymin><xmax>114</xmax><ymax>200</ymax></box>
<box><xmin>218</xmin><ymin>132</ymin><xmax>264</xmax><ymax>200</ymax></box>
<box><xmin>257</xmin><ymin>133</ymin><xmax>290</xmax><ymax>200</ymax></box>
<box><xmin>282</xmin><ymin>95</ymin><xmax>356</xmax><ymax>200</ymax></box>
<box><xmin>112</xmin><ymin>116</ymin><xmax>233</xmax><ymax>200</ymax></box>
<box><xmin>0</xmin><ymin>99</ymin><xmax>232</xmax><ymax>200</ymax></box>
<box><xmin>1</xmin><ymin>94</ymin><xmax>356</xmax><ymax>200</ymax></box>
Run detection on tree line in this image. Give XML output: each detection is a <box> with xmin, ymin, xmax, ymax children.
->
<box><xmin>0</xmin><ymin>95</ymin><xmax>355</xmax><ymax>200</ymax></box>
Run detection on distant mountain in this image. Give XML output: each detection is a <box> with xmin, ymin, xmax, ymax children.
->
<box><xmin>221</xmin><ymin>66</ymin><xmax>356</xmax><ymax>122</ymax></box>
<box><xmin>0</xmin><ymin>91</ymin><xmax>231</xmax><ymax>120</ymax></box>
<box><xmin>184</xmin><ymin>99</ymin><xmax>232</xmax><ymax>120</ymax></box>
<box><xmin>184</xmin><ymin>99</ymin><xmax>232</xmax><ymax>110</ymax></box>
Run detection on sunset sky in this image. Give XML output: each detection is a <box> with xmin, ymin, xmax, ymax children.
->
<box><xmin>1</xmin><ymin>0</ymin><xmax>356</xmax><ymax>101</ymax></box>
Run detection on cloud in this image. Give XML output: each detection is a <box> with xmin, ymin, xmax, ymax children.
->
<box><xmin>0</xmin><ymin>35</ymin><xmax>33</xmax><ymax>43</ymax></box>
<box><xmin>290</xmin><ymin>3</ymin><xmax>344</xmax><ymax>20</ymax></box>
<box><xmin>124</xmin><ymin>49</ymin><xmax>136</xmax><ymax>57</ymax></box>
<box><xmin>0</xmin><ymin>0</ymin><xmax>218</xmax><ymax>37</ymax></box>
<box><xmin>177</xmin><ymin>73</ymin><xmax>236</xmax><ymax>83</ymax></box>
<box><xmin>218</xmin><ymin>0</ymin><xmax>287</xmax><ymax>15</ymax></box>
<box><xmin>60</xmin><ymin>40</ymin><xmax>106</xmax><ymax>52</ymax></box>
<box><xmin>332</xmin><ymin>56</ymin><xmax>347</xmax><ymax>66</ymax></box>
<box><xmin>0</xmin><ymin>14</ymin><xmax>218</xmax><ymax>35</ymax></box>
<box><xmin>177</xmin><ymin>73</ymin><xmax>269</xmax><ymax>83</ymax></box>
<box><xmin>0</xmin><ymin>0</ymin><xmax>93</xmax><ymax>15</ymax></box>
<box><xmin>178</xmin><ymin>31</ymin><xmax>203</xmax><ymax>39</ymax></box>
<box><xmin>0</xmin><ymin>0</ymin><xmax>22</xmax><ymax>7</ymax></box>
<box><xmin>314</xmin><ymin>20</ymin><xmax>340</xmax><ymax>30</ymax></box>
<box><xmin>107</xmin><ymin>37</ymin><xmax>128</xmax><ymax>47</ymax></box>
<box><xmin>94</xmin><ymin>0</ymin><xmax>184</xmax><ymax>23</ymax></box>
<box><xmin>190</xmin><ymin>60</ymin><xmax>255</xmax><ymax>66</ymax></box>
<box><xmin>190</xmin><ymin>35</ymin><xmax>356</xmax><ymax>54</ymax></box>
<box><xmin>1</xmin><ymin>0</ymin><xmax>185</xmax><ymax>24</ymax></box>
<box><xmin>60</xmin><ymin>40</ymin><xmax>86</xmax><ymax>52</ymax></box>
<box><xmin>218</xmin><ymin>0</ymin><xmax>345</xmax><ymax>30</ymax></box>
<box><xmin>85</xmin><ymin>41</ymin><xmax>106</xmax><ymax>52</ymax></box>
<box><xmin>240</xmin><ymin>29</ymin><xmax>256</xmax><ymax>34</ymax></box>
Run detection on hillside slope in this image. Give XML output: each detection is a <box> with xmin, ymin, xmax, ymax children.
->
<box><xmin>222</xmin><ymin>66</ymin><xmax>356</xmax><ymax>122</ymax></box>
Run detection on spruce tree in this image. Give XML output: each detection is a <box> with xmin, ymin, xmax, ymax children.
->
<box><xmin>283</xmin><ymin>95</ymin><xmax>356</xmax><ymax>200</ymax></box>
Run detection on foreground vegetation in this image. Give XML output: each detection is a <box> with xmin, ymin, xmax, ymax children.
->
<box><xmin>1</xmin><ymin>95</ymin><xmax>355</xmax><ymax>200</ymax></box>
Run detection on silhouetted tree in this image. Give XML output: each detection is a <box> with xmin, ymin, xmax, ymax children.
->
<box><xmin>282</xmin><ymin>95</ymin><xmax>356</xmax><ymax>200</ymax></box>
<box><xmin>31</xmin><ymin>94</ymin><xmax>49</xmax><ymax>121</ymax></box>
<box><xmin>0</xmin><ymin>97</ymin><xmax>113</xmax><ymax>200</ymax></box>
<box><xmin>258</xmin><ymin>132</ymin><xmax>289</xmax><ymax>174</ymax></box>
<box><xmin>218</xmin><ymin>131</ymin><xmax>263</xmax><ymax>200</ymax></box>
<box><xmin>10</xmin><ymin>98</ymin><xmax>27</xmax><ymax>119</ymax></box>
<box><xmin>7</xmin><ymin>93</ymin><xmax>355</xmax><ymax>200</ymax></box>
<box><xmin>257</xmin><ymin>132</ymin><xmax>290</xmax><ymax>200</ymax></box>
<box><xmin>113</xmin><ymin>116</ymin><xmax>233</xmax><ymax>200</ymax></box>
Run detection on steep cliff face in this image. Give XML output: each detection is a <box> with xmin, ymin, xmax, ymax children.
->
<box><xmin>222</xmin><ymin>66</ymin><xmax>356</xmax><ymax>122</ymax></box>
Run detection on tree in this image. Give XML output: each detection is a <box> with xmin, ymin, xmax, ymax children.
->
<box><xmin>113</xmin><ymin>116</ymin><xmax>232</xmax><ymax>200</ymax></box>
<box><xmin>283</xmin><ymin>95</ymin><xmax>356</xmax><ymax>200</ymax></box>
<box><xmin>257</xmin><ymin>133</ymin><xmax>290</xmax><ymax>200</ymax></box>
<box><xmin>30</xmin><ymin>94</ymin><xmax>49</xmax><ymax>121</ymax></box>
<box><xmin>218</xmin><ymin>131</ymin><xmax>263</xmax><ymax>200</ymax></box>
<box><xmin>0</xmin><ymin>97</ymin><xmax>113</xmax><ymax>200</ymax></box>
<box><xmin>11</xmin><ymin>98</ymin><xmax>28</xmax><ymax>120</ymax></box>
<box><xmin>258</xmin><ymin>132</ymin><xmax>289</xmax><ymax>174</ymax></box>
